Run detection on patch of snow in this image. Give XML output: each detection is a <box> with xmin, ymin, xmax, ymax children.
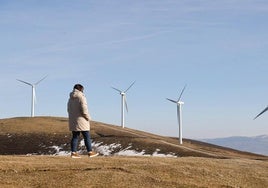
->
<box><xmin>50</xmin><ymin>146</ymin><xmax>70</xmax><ymax>156</ymax></box>
<box><xmin>116</xmin><ymin>149</ymin><xmax>148</xmax><ymax>156</ymax></box>
<box><xmin>93</xmin><ymin>142</ymin><xmax>122</xmax><ymax>156</ymax></box>
<box><xmin>152</xmin><ymin>149</ymin><xmax>177</xmax><ymax>158</ymax></box>
<box><xmin>41</xmin><ymin>140</ymin><xmax>177</xmax><ymax>157</ymax></box>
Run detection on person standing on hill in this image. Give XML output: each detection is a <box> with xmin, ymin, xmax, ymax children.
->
<box><xmin>67</xmin><ymin>84</ymin><xmax>99</xmax><ymax>158</ymax></box>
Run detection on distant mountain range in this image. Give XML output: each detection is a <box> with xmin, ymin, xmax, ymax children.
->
<box><xmin>201</xmin><ymin>135</ymin><xmax>268</xmax><ymax>156</ymax></box>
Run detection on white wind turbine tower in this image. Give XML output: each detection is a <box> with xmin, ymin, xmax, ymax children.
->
<box><xmin>254</xmin><ymin>105</ymin><xmax>268</xmax><ymax>120</ymax></box>
<box><xmin>166</xmin><ymin>85</ymin><xmax>187</xmax><ymax>145</ymax></box>
<box><xmin>17</xmin><ymin>75</ymin><xmax>48</xmax><ymax>117</ymax></box>
<box><xmin>112</xmin><ymin>81</ymin><xmax>135</xmax><ymax>128</ymax></box>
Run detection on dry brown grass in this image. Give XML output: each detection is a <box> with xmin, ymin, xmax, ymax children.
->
<box><xmin>1</xmin><ymin>116</ymin><xmax>268</xmax><ymax>158</ymax></box>
<box><xmin>0</xmin><ymin>116</ymin><xmax>69</xmax><ymax>133</ymax></box>
<box><xmin>1</xmin><ymin>117</ymin><xmax>268</xmax><ymax>187</ymax></box>
<box><xmin>0</xmin><ymin>155</ymin><xmax>267</xmax><ymax>188</ymax></box>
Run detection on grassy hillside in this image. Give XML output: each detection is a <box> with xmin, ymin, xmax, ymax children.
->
<box><xmin>0</xmin><ymin>116</ymin><xmax>267</xmax><ymax>159</ymax></box>
<box><xmin>0</xmin><ymin>117</ymin><xmax>268</xmax><ymax>187</ymax></box>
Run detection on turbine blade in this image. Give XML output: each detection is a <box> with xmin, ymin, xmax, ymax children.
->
<box><xmin>254</xmin><ymin>106</ymin><xmax>268</xmax><ymax>120</ymax></box>
<box><xmin>35</xmin><ymin>75</ymin><xmax>48</xmax><ymax>85</ymax></box>
<box><xmin>124</xmin><ymin>96</ymin><xmax>128</xmax><ymax>112</ymax></box>
<box><xmin>124</xmin><ymin>81</ymin><xmax>136</xmax><ymax>93</ymax></box>
<box><xmin>111</xmin><ymin>87</ymin><xmax>122</xmax><ymax>93</ymax></box>
<box><xmin>166</xmin><ymin>98</ymin><xmax>177</xmax><ymax>103</ymax></box>
<box><xmin>17</xmin><ymin>79</ymin><xmax>32</xmax><ymax>86</ymax></box>
<box><xmin>178</xmin><ymin>84</ymin><xmax>187</xmax><ymax>101</ymax></box>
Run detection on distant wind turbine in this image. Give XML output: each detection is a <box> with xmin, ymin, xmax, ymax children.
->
<box><xmin>17</xmin><ymin>76</ymin><xmax>48</xmax><ymax>117</ymax></box>
<box><xmin>167</xmin><ymin>85</ymin><xmax>187</xmax><ymax>145</ymax></box>
<box><xmin>112</xmin><ymin>81</ymin><xmax>135</xmax><ymax>128</ymax></box>
<box><xmin>254</xmin><ymin>105</ymin><xmax>268</xmax><ymax>120</ymax></box>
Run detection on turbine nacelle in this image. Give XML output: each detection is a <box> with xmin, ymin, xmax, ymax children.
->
<box><xmin>166</xmin><ymin>98</ymin><xmax>184</xmax><ymax>105</ymax></box>
<box><xmin>178</xmin><ymin>101</ymin><xmax>184</xmax><ymax>105</ymax></box>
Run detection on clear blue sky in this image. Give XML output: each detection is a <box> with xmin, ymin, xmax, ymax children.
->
<box><xmin>1</xmin><ymin>0</ymin><xmax>267</xmax><ymax>139</ymax></box>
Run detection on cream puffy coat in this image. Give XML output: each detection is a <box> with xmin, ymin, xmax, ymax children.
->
<box><xmin>67</xmin><ymin>89</ymin><xmax>91</xmax><ymax>131</ymax></box>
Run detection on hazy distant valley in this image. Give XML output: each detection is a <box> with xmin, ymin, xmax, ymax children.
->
<box><xmin>201</xmin><ymin>135</ymin><xmax>268</xmax><ymax>156</ymax></box>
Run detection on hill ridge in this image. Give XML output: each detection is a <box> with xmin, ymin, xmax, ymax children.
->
<box><xmin>0</xmin><ymin>116</ymin><xmax>267</xmax><ymax>160</ymax></box>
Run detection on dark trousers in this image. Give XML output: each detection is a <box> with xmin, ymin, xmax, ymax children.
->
<box><xmin>71</xmin><ymin>131</ymin><xmax>92</xmax><ymax>152</ymax></box>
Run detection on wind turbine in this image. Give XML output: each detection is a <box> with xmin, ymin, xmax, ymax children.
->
<box><xmin>112</xmin><ymin>81</ymin><xmax>135</xmax><ymax>128</ymax></box>
<box><xmin>254</xmin><ymin>105</ymin><xmax>268</xmax><ymax>120</ymax></box>
<box><xmin>166</xmin><ymin>85</ymin><xmax>187</xmax><ymax>145</ymax></box>
<box><xmin>17</xmin><ymin>75</ymin><xmax>48</xmax><ymax>117</ymax></box>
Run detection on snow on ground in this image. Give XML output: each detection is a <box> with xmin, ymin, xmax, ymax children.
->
<box><xmin>49</xmin><ymin>141</ymin><xmax>177</xmax><ymax>157</ymax></box>
<box><xmin>49</xmin><ymin>146</ymin><xmax>69</xmax><ymax>156</ymax></box>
